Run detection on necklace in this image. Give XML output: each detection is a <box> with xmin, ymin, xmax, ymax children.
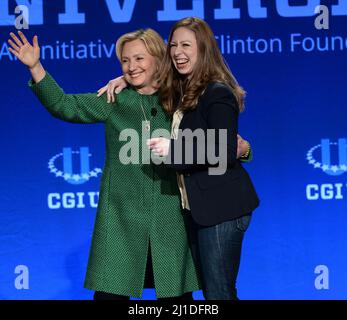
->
<box><xmin>140</xmin><ymin>101</ymin><xmax>151</xmax><ymax>131</ymax></box>
<box><xmin>140</xmin><ymin>95</ymin><xmax>156</xmax><ymax>131</ymax></box>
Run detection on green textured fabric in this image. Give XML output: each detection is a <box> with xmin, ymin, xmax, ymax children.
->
<box><xmin>29</xmin><ymin>73</ymin><xmax>200</xmax><ymax>298</ymax></box>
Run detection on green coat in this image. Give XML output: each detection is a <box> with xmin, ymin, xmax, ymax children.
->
<box><xmin>29</xmin><ymin>73</ymin><xmax>200</xmax><ymax>298</ymax></box>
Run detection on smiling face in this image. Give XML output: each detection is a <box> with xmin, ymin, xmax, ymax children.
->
<box><xmin>169</xmin><ymin>27</ymin><xmax>198</xmax><ymax>76</ymax></box>
<box><xmin>121</xmin><ymin>39</ymin><xmax>158</xmax><ymax>94</ymax></box>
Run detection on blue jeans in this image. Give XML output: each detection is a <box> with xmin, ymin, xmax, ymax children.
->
<box><xmin>185</xmin><ymin>213</ymin><xmax>252</xmax><ymax>300</ymax></box>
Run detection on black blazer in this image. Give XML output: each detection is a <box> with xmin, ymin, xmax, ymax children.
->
<box><xmin>167</xmin><ymin>82</ymin><xmax>259</xmax><ymax>226</ymax></box>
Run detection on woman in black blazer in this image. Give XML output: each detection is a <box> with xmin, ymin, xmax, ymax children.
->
<box><xmin>148</xmin><ymin>17</ymin><xmax>260</xmax><ymax>300</ymax></box>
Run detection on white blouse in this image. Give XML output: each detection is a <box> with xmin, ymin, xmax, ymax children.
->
<box><xmin>171</xmin><ymin>109</ymin><xmax>190</xmax><ymax>211</ymax></box>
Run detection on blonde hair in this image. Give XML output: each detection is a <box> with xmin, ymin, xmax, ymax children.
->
<box><xmin>116</xmin><ymin>28</ymin><xmax>166</xmax><ymax>70</ymax></box>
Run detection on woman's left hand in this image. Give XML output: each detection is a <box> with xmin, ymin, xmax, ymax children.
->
<box><xmin>147</xmin><ymin>138</ymin><xmax>170</xmax><ymax>157</ymax></box>
<box><xmin>237</xmin><ymin>134</ymin><xmax>250</xmax><ymax>159</ymax></box>
<box><xmin>96</xmin><ymin>76</ymin><xmax>127</xmax><ymax>103</ymax></box>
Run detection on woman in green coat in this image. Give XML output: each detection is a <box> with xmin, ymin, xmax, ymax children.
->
<box><xmin>8</xmin><ymin>29</ymin><xmax>200</xmax><ymax>300</ymax></box>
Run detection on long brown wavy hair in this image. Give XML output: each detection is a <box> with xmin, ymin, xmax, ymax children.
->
<box><xmin>158</xmin><ymin>17</ymin><xmax>246</xmax><ymax>115</ymax></box>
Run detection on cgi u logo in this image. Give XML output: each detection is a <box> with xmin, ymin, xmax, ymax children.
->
<box><xmin>307</xmin><ymin>139</ymin><xmax>347</xmax><ymax>176</ymax></box>
<box><xmin>48</xmin><ymin>147</ymin><xmax>102</xmax><ymax>184</ymax></box>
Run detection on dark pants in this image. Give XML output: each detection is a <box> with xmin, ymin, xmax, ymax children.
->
<box><xmin>94</xmin><ymin>246</ymin><xmax>193</xmax><ymax>301</ymax></box>
<box><xmin>185</xmin><ymin>213</ymin><xmax>252</xmax><ymax>300</ymax></box>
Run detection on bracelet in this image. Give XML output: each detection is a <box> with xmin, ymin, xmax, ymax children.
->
<box><xmin>241</xmin><ymin>142</ymin><xmax>250</xmax><ymax>158</ymax></box>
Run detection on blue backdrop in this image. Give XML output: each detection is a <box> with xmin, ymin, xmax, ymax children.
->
<box><xmin>0</xmin><ymin>0</ymin><xmax>346</xmax><ymax>300</ymax></box>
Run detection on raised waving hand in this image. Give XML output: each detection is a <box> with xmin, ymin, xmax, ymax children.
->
<box><xmin>8</xmin><ymin>31</ymin><xmax>45</xmax><ymax>83</ymax></box>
